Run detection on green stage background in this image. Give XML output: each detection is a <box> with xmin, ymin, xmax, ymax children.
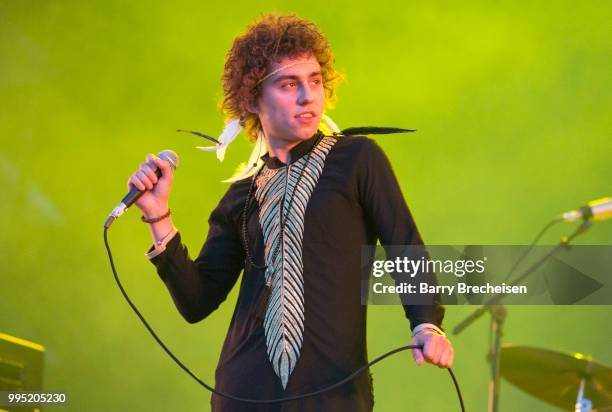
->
<box><xmin>1</xmin><ymin>1</ymin><xmax>610</xmax><ymax>411</ymax></box>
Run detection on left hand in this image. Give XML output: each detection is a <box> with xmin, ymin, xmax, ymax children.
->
<box><xmin>411</xmin><ymin>331</ymin><xmax>455</xmax><ymax>368</ymax></box>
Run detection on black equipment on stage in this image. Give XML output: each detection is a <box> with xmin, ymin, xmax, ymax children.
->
<box><xmin>0</xmin><ymin>333</ymin><xmax>44</xmax><ymax>412</ymax></box>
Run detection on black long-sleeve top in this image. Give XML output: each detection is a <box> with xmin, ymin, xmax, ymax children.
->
<box><xmin>148</xmin><ymin>130</ymin><xmax>445</xmax><ymax>411</ymax></box>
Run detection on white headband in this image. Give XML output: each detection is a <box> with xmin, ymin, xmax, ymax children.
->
<box><xmin>255</xmin><ymin>60</ymin><xmax>321</xmax><ymax>86</ymax></box>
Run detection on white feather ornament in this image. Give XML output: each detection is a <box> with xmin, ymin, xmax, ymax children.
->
<box><xmin>321</xmin><ymin>113</ymin><xmax>341</xmax><ymax>134</ymax></box>
<box><xmin>196</xmin><ymin>118</ymin><xmax>243</xmax><ymax>162</ymax></box>
<box><xmin>196</xmin><ymin>114</ymin><xmax>341</xmax><ymax>183</ymax></box>
<box><xmin>222</xmin><ymin>130</ymin><xmax>268</xmax><ymax>183</ymax></box>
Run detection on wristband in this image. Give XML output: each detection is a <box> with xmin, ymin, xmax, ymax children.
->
<box><xmin>141</xmin><ymin>209</ymin><xmax>171</xmax><ymax>223</ymax></box>
<box><xmin>412</xmin><ymin>323</ymin><xmax>447</xmax><ymax>338</ymax></box>
<box><xmin>145</xmin><ymin>227</ymin><xmax>178</xmax><ymax>259</ymax></box>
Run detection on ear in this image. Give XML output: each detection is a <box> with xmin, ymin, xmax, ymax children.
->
<box><xmin>246</xmin><ymin>101</ymin><xmax>260</xmax><ymax>115</ymax></box>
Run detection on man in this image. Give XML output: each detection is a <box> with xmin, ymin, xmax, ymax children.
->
<box><xmin>127</xmin><ymin>13</ymin><xmax>454</xmax><ymax>411</ymax></box>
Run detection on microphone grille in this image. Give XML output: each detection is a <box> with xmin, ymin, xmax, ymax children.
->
<box><xmin>157</xmin><ymin>150</ymin><xmax>179</xmax><ymax>170</ymax></box>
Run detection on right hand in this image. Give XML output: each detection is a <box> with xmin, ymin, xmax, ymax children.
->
<box><xmin>127</xmin><ymin>153</ymin><xmax>174</xmax><ymax>216</ymax></box>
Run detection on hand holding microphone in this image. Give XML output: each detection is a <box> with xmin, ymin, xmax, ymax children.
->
<box><xmin>127</xmin><ymin>152</ymin><xmax>176</xmax><ymax>215</ymax></box>
<box><xmin>105</xmin><ymin>150</ymin><xmax>179</xmax><ymax>228</ymax></box>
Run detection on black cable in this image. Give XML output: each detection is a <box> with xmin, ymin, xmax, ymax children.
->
<box><xmin>484</xmin><ymin>218</ymin><xmax>562</xmax><ymax>354</ymax></box>
<box><xmin>501</xmin><ymin>217</ymin><xmax>562</xmax><ymax>284</ymax></box>
<box><xmin>448</xmin><ymin>367</ymin><xmax>466</xmax><ymax>412</ymax></box>
<box><xmin>465</xmin><ymin>219</ymin><xmax>592</xmax><ymax>311</ymax></box>
<box><xmin>454</xmin><ymin>217</ymin><xmax>591</xmax><ymax>337</ymax></box>
<box><xmin>104</xmin><ymin>227</ymin><xmax>465</xmax><ymax>410</ymax></box>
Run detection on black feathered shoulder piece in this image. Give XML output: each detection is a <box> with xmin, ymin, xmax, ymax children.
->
<box><xmin>335</xmin><ymin>126</ymin><xmax>416</xmax><ymax>136</ymax></box>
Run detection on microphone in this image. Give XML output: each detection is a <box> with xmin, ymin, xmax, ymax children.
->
<box><xmin>561</xmin><ymin>197</ymin><xmax>612</xmax><ymax>222</ymax></box>
<box><xmin>105</xmin><ymin>150</ymin><xmax>179</xmax><ymax>228</ymax></box>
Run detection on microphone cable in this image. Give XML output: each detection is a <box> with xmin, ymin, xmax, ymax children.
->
<box><xmin>104</xmin><ymin>227</ymin><xmax>465</xmax><ymax>410</ymax></box>
<box><xmin>499</xmin><ymin>217</ymin><xmax>563</xmax><ymax>284</ymax></box>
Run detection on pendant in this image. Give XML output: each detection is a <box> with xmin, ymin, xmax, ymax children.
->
<box><xmin>266</xmin><ymin>264</ymin><xmax>274</xmax><ymax>279</ymax></box>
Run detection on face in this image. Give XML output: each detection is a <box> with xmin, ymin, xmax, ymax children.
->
<box><xmin>254</xmin><ymin>54</ymin><xmax>325</xmax><ymax>145</ymax></box>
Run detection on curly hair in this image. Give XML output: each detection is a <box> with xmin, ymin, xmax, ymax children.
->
<box><xmin>221</xmin><ymin>13</ymin><xmax>343</xmax><ymax>141</ymax></box>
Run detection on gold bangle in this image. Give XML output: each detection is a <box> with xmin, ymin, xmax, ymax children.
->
<box><xmin>413</xmin><ymin>328</ymin><xmax>446</xmax><ymax>338</ymax></box>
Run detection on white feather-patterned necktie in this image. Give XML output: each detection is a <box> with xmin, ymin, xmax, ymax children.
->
<box><xmin>254</xmin><ymin>135</ymin><xmax>337</xmax><ymax>389</ymax></box>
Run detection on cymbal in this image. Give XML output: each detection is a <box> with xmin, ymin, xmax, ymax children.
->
<box><xmin>500</xmin><ymin>344</ymin><xmax>612</xmax><ymax>409</ymax></box>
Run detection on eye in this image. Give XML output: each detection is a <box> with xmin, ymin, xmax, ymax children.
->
<box><xmin>282</xmin><ymin>82</ymin><xmax>296</xmax><ymax>89</ymax></box>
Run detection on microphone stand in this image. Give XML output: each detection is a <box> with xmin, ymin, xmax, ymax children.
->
<box><xmin>453</xmin><ymin>219</ymin><xmax>592</xmax><ymax>412</ymax></box>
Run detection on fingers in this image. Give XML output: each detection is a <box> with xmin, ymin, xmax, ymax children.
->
<box><xmin>413</xmin><ymin>333</ymin><xmax>455</xmax><ymax>368</ymax></box>
<box><xmin>127</xmin><ymin>171</ymin><xmax>151</xmax><ymax>191</ymax></box>
<box><xmin>438</xmin><ymin>346</ymin><xmax>455</xmax><ymax>368</ymax></box>
<box><xmin>422</xmin><ymin>334</ymin><xmax>441</xmax><ymax>365</ymax></box>
<box><xmin>126</xmin><ymin>154</ymin><xmax>159</xmax><ymax>191</ymax></box>
<box><xmin>140</xmin><ymin>157</ymin><xmax>159</xmax><ymax>185</ymax></box>
<box><xmin>137</xmin><ymin>170</ymin><xmax>155</xmax><ymax>190</ymax></box>
<box><xmin>411</xmin><ymin>343</ymin><xmax>425</xmax><ymax>366</ymax></box>
<box><xmin>127</xmin><ymin>172</ymin><xmax>144</xmax><ymax>191</ymax></box>
<box><xmin>150</xmin><ymin>153</ymin><xmax>173</xmax><ymax>179</ymax></box>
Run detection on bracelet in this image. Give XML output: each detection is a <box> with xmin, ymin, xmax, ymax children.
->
<box><xmin>412</xmin><ymin>323</ymin><xmax>447</xmax><ymax>338</ymax></box>
<box><xmin>413</xmin><ymin>328</ymin><xmax>446</xmax><ymax>338</ymax></box>
<box><xmin>145</xmin><ymin>227</ymin><xmax>178</xmax><ymax>259</ymax></box>
<box><xmin>154</xmin><ymin>227</ymin><xmax>177</xmax><ymax>246</ymax></box>
<box><xmin>141</xmin><ymin>209</ymin><xmax>171</xmax><ymax>223</ymax></box>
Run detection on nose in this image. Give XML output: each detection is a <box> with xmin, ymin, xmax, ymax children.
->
<box><xmin>297</xmin><ymin>81</ymin><xmax>314</xmax><ymax>105</ymax></box>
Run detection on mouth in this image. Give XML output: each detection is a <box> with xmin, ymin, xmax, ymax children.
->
<box><xmin>295</xmin><ymin>111</ymin><xmax>318</xmax><ymax>124</ymax></box>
